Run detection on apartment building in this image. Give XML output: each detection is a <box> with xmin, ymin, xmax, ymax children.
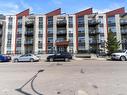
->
<box><xmin>1</xmin><ymin>7</ymin><xmax>127</xmax><ymax>54</ymax></box>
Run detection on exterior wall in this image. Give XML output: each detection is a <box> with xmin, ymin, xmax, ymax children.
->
<box><xmin>4</xmin><ymin>16</ymin><xmax>16</xmax><ymax>54</ymax></box>
<box><xmin>53</xmin><ymin>16</ymin><xmax>57</xmax><ymax>51</ymax></box>
<box><xmin>73</xmin><ymin>15</ymin><xmax>77</xmax><ymax>53</ymax></box>
<box><xmin>115</xmin><ymin>14</ymin><xmax>122</xmax><ymax>50</ymax></box>
<box><xmin>43</xmin><ymin>15</ymin><xmax>46</xmax><ymax>52</ymax></box>
<box><xmin>21</xmin><ymin>16</ymin><xmax>26</xmax><ymax>54</ymax></box>
<box><xmin>84</xmin><ymin>15</ymin><xmax>89</xmax><ymax>50</ymax></box>
<box><xmin>1</xmin><ymin>8</ymin><xmax>127</xmax><ymax>54</ymax></box>
<box><xmin>34</xmin><ymin>16</ymin><xmax>39</xmax><ymax>54</ymax></box>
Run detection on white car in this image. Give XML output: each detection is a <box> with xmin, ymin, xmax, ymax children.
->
<box><xmin>13</xmin><ymin>54</ymin><xmax>40</xmax><ymax>62</ymax></box>
<box><xmin>111</xmin><ymin>50</ymin><xmax>127</xmax><ymax>61</ymax></box>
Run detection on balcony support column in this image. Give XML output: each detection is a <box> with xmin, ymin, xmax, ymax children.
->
<box><xmin>115</xmin><ymin>14</ymin><xmax>122</xmax><ymax>50</ymax></box>
<box><xmin>53</xmin><ymin>16</ymin><xmax>57</xmax><ymax>53</ymax></box>
<box><xmin>85</xmin><ymin>15</ymin><xmax>89</xmax><ymax>50</ymax></box>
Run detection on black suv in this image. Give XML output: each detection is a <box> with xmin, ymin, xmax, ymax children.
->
<box><xmin>47</xmin><ymin>52</ymin><xmax>72</xmax><ymax>62</ymax></box>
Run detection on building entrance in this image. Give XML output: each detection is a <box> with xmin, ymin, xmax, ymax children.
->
<box><xmin>57</xmin><ymin>46</ymin><xmax>67</xmax><ymax>53</ymax></box>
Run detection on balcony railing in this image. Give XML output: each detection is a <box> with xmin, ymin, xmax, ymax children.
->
<box><xmin>55</xmin><ymin>40</ymin><xmax>69</xmax><ymax>46</ymax></box>
<box><xmin>0</xmin><ymin>31</ymin><xmax>2</xmax><ymax>36</ymax></box>
<box><xmin>89</xmin><ymin>30</ymin><xmax>100</xmax><ymax>35</ymax></box>
<box><xmin>89</xmin><ymin>40</ymin><xmax>101</xmax><ymax>45</ymax></box>
<box><xmin>16</xmin><ymin>32</ymin><xmax>22</xmax><ymax>37</ymax></box>
<box><xmin>122</xmin><ymin>40</ymin><xmax>127</xmax><ymax>44</ymax></box>
<box><xmin>120</xmin><ymin>19</ymin><xmax>127</xmax><ymax>26</ymax></box>
<box><xmin>25</xmin><ymin>31</ymin><xmax>34</xmax><ymax>36</ymax></box>
<box><xmin>121</xmin><ymin>30</ymin><xmax>127</xmax><ymax>35</ymax></box>
<box><xmin>25</xmin><ymin>20</ymin><xmax>34</xmax><ymax>27</ymax></box>
<box><xmin>57</xmin><ymin>31</ymin><xmax>66</xmax><ymax>35</ymax></box>
<box><xmin>88</xmin><ymin>20</ymin><xmax>99</xmax><ymax>26</ymax></box>
<box><xmin>24</xmin><ymin>41</ymin><xmax>33</xmax><ymax>45</ymax></box>
<box><xmin>57</xmin><ymin>19</ymin><xmax>66</xmax><ymax>27</ymax></box>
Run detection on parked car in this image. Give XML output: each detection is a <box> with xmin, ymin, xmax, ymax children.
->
<box><xmin>0</xmin><ymin>54</ymin><xmax>10</xmax><ymax>62</ymax></box>
<box><xmin>13</xmin><ymin>54</ymin><xmax>40</xmax><ymax>62</ymax></box>
<box><xmin>3</xmin><ymin>55</ymin><xmax>11</xmax><ymax>60</ymax></box>
<box><xmin>47</xmin><ymin>52</ymin><xmax>72</xmax><ymax>62</ymax></box>
<box><xmin>111</xmin><ymin>50</ymin><xmax>127</xmax><ymax>61</ymax></box>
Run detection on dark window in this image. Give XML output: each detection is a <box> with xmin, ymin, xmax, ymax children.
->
<box><xmin>69</xmin><ymin>16</ymin><xmax>73</xmax><ymax>28</ymax></box>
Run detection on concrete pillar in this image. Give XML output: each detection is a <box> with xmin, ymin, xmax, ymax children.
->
<box><xmin>43</xmin><ymin>15</ymin><xmax>46</xmax><ymax>53</ymax></box>
<box><xmin>21</xmin><ymin>16</ymin><xmax>26</xmax><ymax>54</ymax></box>
<box><xmin>73</xmin><ymin>15</ymin><xmax>77</xmax><ymax>53</ymax></box>
<box><xmin>34</xmin><ymin>16</ymin><xmax>39</xmax><ymax>54</ymax></box>
<box><xmin>115</xmin><ymin>15</ymin><xmax>122</xmax><ymax>50</ymax></box>
<box><xmin>84</xmin><ymin>15</ymin><xmax>89</xmax><ymax>50</ymax></box>
<box><xmin>53</xmin><ymin>16</ymin><xmax>57</xmax><ymax>52</ymax></box>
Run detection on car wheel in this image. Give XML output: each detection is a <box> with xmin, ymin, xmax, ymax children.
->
<box><xmin>14</xmin><ymin>59</ymin><xmax>18</xmax><ymax>62</ymax></box>
<box><xmin>49</xmin><ymin>58</ymin><xmax>53</xmax><ymax>62</ymax></box>
<box><xmin>65</xmin><ymin>58</ymin><xmax>69</xmax><ymax>62</ymax></box>
<box><xmin>120</xmin><ymin>56</ymin><xmax>126</xmax><ymax>61</ymax></box>
<box><xmin>30</xmin><ymin>58</ymin><xmax>34</xmax><ymax>62</ymax></box>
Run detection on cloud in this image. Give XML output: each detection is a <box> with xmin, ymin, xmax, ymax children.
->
<box><xmin>19</xmin><ymin>0</ymin><xmax>33</xmax><ymax>11</ymax></box>
<box><xmin>0</xmin><ymin>2</ymin><xmax>20</xmax><ymax>15</ymax></box>
<box><xmin>0</xmin><ymin>0</ymin><xmax>33</xmax><ymax>15</ymax></box>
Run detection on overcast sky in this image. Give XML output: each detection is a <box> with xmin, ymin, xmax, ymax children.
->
<box><xmin>0</xmin><ymin>0</ymin><xmax>126</xmax><ymax>15</ymax></box>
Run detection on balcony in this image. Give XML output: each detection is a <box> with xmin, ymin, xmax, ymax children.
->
<box><xmin>47</xmin><ymin>40</ymin><xmax>53</xmax><ymax>44</ymax></box>
<box><xmin>120</xmin><ymin>19</ymin><xmax>127</xmax><ymax>26</ymax></box>
<box><xmin>122</xmin><ymin>40</ymin><xmax>127</xmax><ymax>45</ymax></box>
<box><xmin>89</xmin><ymin>40</ymin><xmax>101</xmax><ymax>45</ymax></box>
<box><xmin>0</xmin><ymin>21</ymin><xmax>3</xmax><ymax>27</ymax></box>
<box><xmin>25</xmin><ymin>31</ymin><xmax>34</xmax><ymax>36</ymax></box>
<box><xmin>0</xmin><ymin>31</ymin><xmax>2</xmax><ymax>36</ymax></box>
<box><xmin>16</xmin><ymin>32</ymin><xmax>22</xmax><ymax>37</ymax></box>
<box><xmin>24</xmin><ymin>41</ymin><xmax>33</xmax><ymax>46</ymax></box>
<box><xmin>57</xmin><ymin>31</ymin><xmax>66</xmax><ymax>36</ymax></box>
<box><xmin>88</xmin><ymin>20</ymin><xmax>99</xmax><ymax>26</ymax></box>
<box><xmin>55</xmin><ymin>40</ymin><xmax>69</xmax><ymax>46</ymax></box>
<box><xmin>121</xmin><ymin>30</ymin><xmax>127</xmax><ymax>35</ymax></box>
<box><xmin>25</xmin><ymin>20</ymin><xmax>34</xmax><ymax>27</ymax></box>
<box><xmin>57</xmin><ymin>19</ymin><xmax>66</xmax><ymax>27</ymax></box>
<box><xmin>89</xmin><ymin>30</ymin><xmax>100</xmax><ymax>35</ymax></box>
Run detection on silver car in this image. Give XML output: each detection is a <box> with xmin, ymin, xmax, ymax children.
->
<box><xmin>13</xmin><ymin>54</ymin><xmax>40</xmax><ymax>62</ymax></box>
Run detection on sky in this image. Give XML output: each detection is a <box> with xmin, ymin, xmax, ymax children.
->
<box><xmin>0</xmin><ymin>0</ymin><xmax>127</xmax><ymax>15</ymax></box>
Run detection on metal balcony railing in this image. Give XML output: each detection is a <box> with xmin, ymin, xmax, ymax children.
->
<box><xmin>25</xmin><ymin>20</ymin><xmax>34</xmax><ymax>27</ymax></box>
<box><xmin>55</xmin><ymin>40</ymin><xmax>69</xmax><ymax>46</ymax></box>
<box><xmin>121</xmin><ymin>30</ymin><xmax>127</xmax><ymax>34</ymax></box>
<box><xmin>120</xmin><ymin>19</ymin><xmax>127</xmax><ymax>25</ymax></box>
<box><xmin>25</xmin><ymin>31</ymin><xmax>34</xmax><ymax>36</ymax></box>
<box><xmin>57</xmin><ymin>19</ymin><xmax>66</xmax><ymax>27</ymax></box>
<box><xmin>88</xmin><ymin>20</ymin><xmax>99</xmax><ymax>26</ymax></box>
<box><xmin>24</xmin><ymin>41</ymin><xmax>33</xmax><ymax>45</ymax></box>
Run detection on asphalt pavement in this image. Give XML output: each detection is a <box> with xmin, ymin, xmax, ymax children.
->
<box><xmin>0</xmin><ymin>60</ymin><xmax>126</xmax><ymax>95</ymax></box>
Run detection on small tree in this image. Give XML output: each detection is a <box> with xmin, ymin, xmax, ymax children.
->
<box><xmin>106</xmin><ymin>29</ymin><xmax>120</xmax><ymax>55</ymax></box>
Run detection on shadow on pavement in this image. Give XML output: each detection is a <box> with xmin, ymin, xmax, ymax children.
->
<box><xmin>15</xmin><ymin>69</ymin><xmax>44</xmax><ymax>95</ymax></box>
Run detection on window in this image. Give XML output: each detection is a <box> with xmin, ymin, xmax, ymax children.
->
<box><xmin>38</xmin><ymin>41</ymin><xmax>43</xmax><ymax>49</ymax></box>
<box><xmin>108</xmin><ymin>16</ymin><xmax>115</xmax><ymax>24</ymax></box>
<box><xmin>78</xmin><ymin>16</ymin><xmax>84</xmax><ymax>27</ymax></box>
<box><xmin>39</xmin><ymin>17</ymin><xmax>43</xmax><ymax>29</ymax></box>
<box><xmin>18</xmin><ymin>16</ymin><xmax>22</xmax><ymax>25</ymax></box>
<box><xmin>8</xmin><ymin>17</ymin><xmax>13</xmax><ymax>30</ymax></box>
<box><xmin>69</xmin><ymin>16</ymin><xmax>73</xmax><ymax>28</ymax></box>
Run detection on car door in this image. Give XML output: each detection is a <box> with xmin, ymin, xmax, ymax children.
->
<box><xmin>54</xmin><ymin>54</ymin><xmax>61</xmax><ymax>61</ymax></box>
<box><xmin>125</xmin><ymin>51</ymin><xmax>127</xmax><ymax>58</ymax></box>
<box><xmin>18</xmin><ymin>55</ymin><xmax>25</xmax><ymax>61</ymax></box>
<box><xmin>57</xmin><ymin>53</ymin><xmax>64</xmax><ymax>60</ymax></box>
<box><xmin>19</xmin><ymin>54</ymin><xmax>28</xmax><ymax>61</ymax></box>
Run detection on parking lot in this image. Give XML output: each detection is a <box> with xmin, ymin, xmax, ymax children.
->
<box><xmin>0</xmin><ymin>60</ymin><xmax>127</xmax><ymax>95</ymax></box>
